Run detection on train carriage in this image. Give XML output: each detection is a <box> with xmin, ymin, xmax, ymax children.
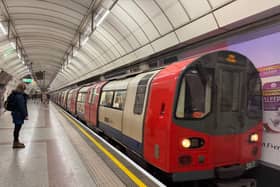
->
<box><xmin>54</xmin><ymin>50</ymin><xmax>263</xmax><ymax>182</ymax></box>
<box><xmin>61</xmin><ymin>89</ymin><xmax>70</xmax><ymax>109</ymax></box>
<box><xmin>84</xmin><ymin>81</ymin><xmax>107</xmax><ymax>128</ymax></box>
<box><xmin>76</xmin><ymin>85</ymin><xmax>92</xmax><ymax>121</ymax></box>
<box><xmin>69</xmin><ymin>87</ymin><xmax>80</xmax><ymax>115</ymax></box>
<box><xmin>57</xmin><ymin>92</ymin><xmax>63</xmax><ymax>106</ymax></box>
<box><xmin>97</xmin><ymin>70</ymin><xmax>160</xmax><ymax>154</ymax></box>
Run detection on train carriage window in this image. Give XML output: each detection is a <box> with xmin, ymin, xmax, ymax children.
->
<box><xmin>113</xmin><ymin>91</ymin><xmax>126</xmax><ymax>110</ymax></box>
<box><xmin>134</xmin><ymin>74</ymin><xmax>153</xmax><ymax>115</ymax></box>
<box><xmin>100</xmin><ymin>91</ymin><xmax>114</xmax><ymax>107</ymax></box>
<box><xmin>176</xmin><ymin>69</ymin><xmax>212</xmax><ymax>119</ymax></box>
<box><xmin>78</xmin><ymin>92</ymin><xmax>87</xmax><ymax>103</ymax></box>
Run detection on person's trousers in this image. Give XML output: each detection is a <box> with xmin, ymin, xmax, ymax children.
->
<box><xmin>13</xmin><ymin>124</ymin><xmax>23</xmax><ymax>142</ymax></box>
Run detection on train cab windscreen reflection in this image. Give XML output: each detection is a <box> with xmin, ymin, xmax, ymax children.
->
<box><xmin>176</xmin><ymin>69</ymin><xmax>212</xmax><ymax>119</ymax></box>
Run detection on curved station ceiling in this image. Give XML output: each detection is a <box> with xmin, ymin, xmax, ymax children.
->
<box><xmin>0</xmin><ymin>0</ymin><xmax>279</xmax><ymax>91</ymax></box>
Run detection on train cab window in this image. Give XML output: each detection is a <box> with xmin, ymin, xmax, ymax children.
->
<box><xmin>100</xmin><ymin>91</ymin><xmax>114</xmax><ymax>107</ymax></box>
<box><xmin>113</xmin><ymin>91</ymin><xmax>126</xmax><ymax>110</ymax></box>
<box><xmin>176</xmin><ymin>69</ymin><xmax>212</xmax><ymax>119</ymax></box>
<box><xmin>247</xmin><ymin>74</ymin><xmax>262</xmax><ymax>118</ymax></box>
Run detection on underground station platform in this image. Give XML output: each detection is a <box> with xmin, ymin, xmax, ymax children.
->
<box><xmin>0</xmin><ymin>102</ymin><xmax>164</xmax><ymax>187</ymax></box>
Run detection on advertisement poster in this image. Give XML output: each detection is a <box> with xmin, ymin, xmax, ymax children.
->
<box><xmin>259</xmin><ymin>64</ymin><xmax>280</xmax><ymax>167</ymax></box>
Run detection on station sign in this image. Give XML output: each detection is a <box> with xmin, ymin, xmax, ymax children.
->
<box><xmin>22</xmin><ymin>78</ymin><xmax>33</xmax><ymax>83</ymax></box>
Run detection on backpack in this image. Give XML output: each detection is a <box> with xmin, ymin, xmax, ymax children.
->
<box><xmin>4</xmin><ymin>93</ymin><xmax>16</xmax><ymax>111</ymax></box>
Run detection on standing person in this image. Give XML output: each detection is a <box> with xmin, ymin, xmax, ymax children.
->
<box><xmin>11</xmin><ymin>83</ymin><xmax>28</xmax><ymax>148</ymax></box>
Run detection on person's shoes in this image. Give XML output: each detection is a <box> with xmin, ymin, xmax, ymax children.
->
<box><xmin>13</xmin><ymin>141</ymin><xmax>25</xmax><ymax>149</ymax></box>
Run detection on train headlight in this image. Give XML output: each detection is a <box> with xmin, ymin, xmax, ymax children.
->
<box><xmin>181</xmin><ymin>138</ymin><xmax>205</xmax><ymax>149</ymax></box>
<box><xmin>181</xmin><ymin>138</ymin><xmax>191</xmax><ymax>148</ymax></box>
<box><xmin>250</xmin><ymin>133</ymin><xmax>258</xmax><ymax>143</ymax></box>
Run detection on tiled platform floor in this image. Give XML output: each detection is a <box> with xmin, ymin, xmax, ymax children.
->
<box><xmin>0</xmin><ymin>102</ymin><xmax>127</xmax><ymax>187</ymax></box>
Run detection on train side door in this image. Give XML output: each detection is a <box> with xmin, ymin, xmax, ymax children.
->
<box><xmin>213</xmin><ymin>63</ymin><xmax>246</xmax><ymax>165</ymax></box>
<box><xmin>89</xmin><ymin>87</ymin><xmax>98</xmax><ymax>127</ymax></box>
<box><xmin>91</xmin><ymin>83</ymin><xmax>105</xmax><ymax>127</ymax></box>
<box><xmin>84</xmin><ymin>88</ymin><xmax>91</xmax><ymax>123</ymax></box>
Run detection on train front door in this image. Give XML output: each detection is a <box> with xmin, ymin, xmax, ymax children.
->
<box><xmin>213</xmin><ymin>63</ymin><xmax>246</xmax><ymax>165</ymax></box>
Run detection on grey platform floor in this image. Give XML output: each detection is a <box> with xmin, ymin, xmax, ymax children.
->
<box><xmin>0</xmin><ymin>101</ymin><xmax>156</xmax><ymax>187</ymax></box>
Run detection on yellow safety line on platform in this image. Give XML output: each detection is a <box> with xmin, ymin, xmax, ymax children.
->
<box><xmin>60</xmin><ymin>110</ymin><xmax>147</xmax><ymax>187</ymax></box>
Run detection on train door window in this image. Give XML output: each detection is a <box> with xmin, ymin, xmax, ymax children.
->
<box><xmin>100</xmin><ymin>91</ymin><xmax>114</xmax><ymax>107</ymax></box>
<box><xmin>247</xmin><ymin>73</ymin><xmax>262</xmax><ymax>118</ymax></box>
<box><xmin>67</xmin><ymin>93</ymin><xmax>72</xmax><ymax>106</ymax></box>
<box><xmin>81</xmin><ymin>93</ymin><xmax>86</xmax><ymax>103</ymax></box>
<box><xmin>88</xmin><ymin>88</ymin><xmax>93</xmax><ymax>104</ymax></box>
<box><xmin>113</xmin><ymin>91</ymin><xmax>126</xmax><ymax>110</ymax></box>
<box><xmin>91</xmin><ymin>88</ymin><xmax>97</xmax><ymax>104</ymax></box>
<box><xmin>176</xmin><ymin>69</ymin><xmax>212</xmax><ymax>119</ymax></box>
<box><xmin>77</xmin><ymin>93</ymin><xmax>83</xmax><ymax>102</ymax></box>
<box><xmin>134</xmin><ymin>74</ymin><xmax>153</xmax><ymax>115</ymax></box>
<box><xmin>88</xmin><ymin>89</ymin><xmax>92</xmax><ymax>104</ymax></box>
<box><xmin>221</xmin><ymin>71</ymin><xmax>240</xmax><ymax>112</ymax></box>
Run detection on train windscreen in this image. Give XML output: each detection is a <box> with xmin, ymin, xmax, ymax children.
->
<box><xmin>173</xmin><ymin>51</ymin><xmax>262</xmax><ymax>135</ymax></box>
<box><xmin>176</xmin><ymin>68</ymin><xmax>213</xmax><ymax>119</ymax></box>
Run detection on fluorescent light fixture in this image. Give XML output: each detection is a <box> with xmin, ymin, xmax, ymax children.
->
<box><xmin>81</xmin><ymin>36</ymin><xmax>89</xmax><ymax>46</ymax></box>
<box><xmin>10</xmin><ymin>42</ymin><xmax>16</xmax><ymax>49</ymax></box>
<box><xmin>96</xmin><ymin>10</ymin><xmax>110</xmax><ymax>27</ymax></box>
<box><xmin>0</xmin><ymin>22</ymin><xmax>7</xmax><ymax>35</ymax></box>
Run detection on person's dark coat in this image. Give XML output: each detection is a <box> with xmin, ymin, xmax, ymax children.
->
<box><xmin>11</xmin><ymin>91</ymin><xmax>28</xmax><ymax>125</ymax></box>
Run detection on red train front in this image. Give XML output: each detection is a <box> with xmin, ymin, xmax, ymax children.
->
<box><xmin>53</xmin><ymin>50</ymin><xmax>263</xmax><ymax>182</ymax></box>
<box><xmin>144</xmin><ymin>51</ymin><xmax>263</xmax><ymax>181</ymax></box>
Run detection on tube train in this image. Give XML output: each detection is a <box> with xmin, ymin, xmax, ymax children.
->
<box><xmin>52</xmin><ymin>51</ymin><xmax>263</xmax><ymax>182</ymax></box>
